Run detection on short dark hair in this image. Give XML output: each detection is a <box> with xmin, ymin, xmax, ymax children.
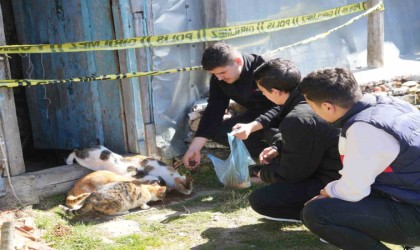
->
<box><xmin>201</xmin><ymin>42</ymin><xmax>236</xmax><ymax>70</ymax></box>
<box><xmin>253</xmin><ymin>58</ymin><xmax>301</xmax><ymax>93</ymax></box>
<box><xmin>299</xmin><ymin>68</ymin><xmax>362</xmax><ymax>109</ymax></box>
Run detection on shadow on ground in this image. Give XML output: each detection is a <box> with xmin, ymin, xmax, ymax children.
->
<box><xmin>192</xmin><ymin>219</ymin><xmax>337</xmax><ymax>250</ymax></box>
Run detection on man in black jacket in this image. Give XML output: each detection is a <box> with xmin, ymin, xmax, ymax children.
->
<box><xmin>183</xmin><ymin>42</ymin><xmax>276</xmax><ymax>168</ymax></box>
<box><xmin>232</xmin><ymin>59</ymin><xmax>342</xmax><ymax>220</ymax></box>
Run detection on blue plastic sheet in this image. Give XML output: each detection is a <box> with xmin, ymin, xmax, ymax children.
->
<box><xmin>208</xmin><ymin>133</ymin><xmax>255</xmax><ymax>188</ymax></box>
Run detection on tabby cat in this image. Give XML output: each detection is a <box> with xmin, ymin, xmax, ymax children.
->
<box><xmin>64</xmin><ymin>169</ymin><xmax>161</xmax><ymax>209</ymax></box>
<box><xmin>60</xmin><ymin>180</ymin><xmax>166</xmax><ymax>216</ymax></box>
<box><xmin>66</xmin><ymin>145</ymin><xmax>193</xmax><ymax>195</ymax></box>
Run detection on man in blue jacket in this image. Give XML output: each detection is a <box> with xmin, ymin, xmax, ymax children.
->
<box><xmin>300</xmin><ymin>67</ymin><xmax>420</xmax><ymax>249</ymax></box>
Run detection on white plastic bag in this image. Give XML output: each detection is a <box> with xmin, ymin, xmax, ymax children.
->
<box><xmin>208</xmin><ymin>133</ymin><xmax>255</xmax><ymax>188</ymax></box>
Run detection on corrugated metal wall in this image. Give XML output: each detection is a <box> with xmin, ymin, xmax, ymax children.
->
<box><xmin>150</xmin><ymin>0</ymin><xmax>420</xmax><ymax>158</ymax></box>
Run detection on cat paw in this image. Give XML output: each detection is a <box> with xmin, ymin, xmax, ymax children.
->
<box><xmin>65</xmin><ymin>152</ymin><xmax>75</xmax><ymax>165</ymax></box>
<box><xmin>140</xmin><ymin>204</ymin><xmax>150</xmax><ymax>210</ymax></box>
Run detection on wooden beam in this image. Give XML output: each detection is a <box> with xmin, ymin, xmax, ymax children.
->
<box><xmin>0</xmin><ymin>5</ymin><xmax>25</xmax><ymax>176</ymax></box>
<box><xmin>131</xmin><ymin>0</ymin><xmax>159</xmax><ymax>157</ymax></box>
<box><xmin>1</xmin><ymin>165</ymin><xmax>91</xmax><ymax>206</ymax></box>
<box><xmin>1</xmin><ymin>222</ymin><xmax>15</xmax><ymax>250</ymax></box>
<box><xmin>112</xmin><ymin>0</ymin><xmax>145</xmax><ymax>154</ymax></box>
<box><xmin>367</xmin><ymin>0</ymin><xmax>384</xmax><ymax>68</ymax></box>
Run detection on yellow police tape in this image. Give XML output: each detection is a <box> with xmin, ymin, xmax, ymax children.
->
<box><xmin>0</xmin><ymin>2</ymin><xmax>384</xmax><ymax>88</ymax></box>
<box><xmin>0</xmin><ymin>66</ymin><xmax>203</xmax><ymax>87</ymax></box>
<box><xmin>264</xmin><ymin>1</ymin><xmax>384</xmax><ymax>56</ymax></box>
<box><xmin>0</xmin><ymin>2</ymin><xmax>376</xmax><ymax>54</ymax></box>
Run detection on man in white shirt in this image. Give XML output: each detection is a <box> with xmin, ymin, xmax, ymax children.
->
<box><xmin>299</xmin><ymin>67</ymin><xmax>420</xmax><ymax>249</ymax></box>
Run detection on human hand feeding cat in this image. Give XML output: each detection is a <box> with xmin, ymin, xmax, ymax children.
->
<box><xmin>182</xmin><ymin>137</ymin><xmax>207</xmax><ymax>169</ymax></box>
<box><xmin>182</xmin><ymin>149</ymin><xmax>201</xmax><ymax>169</ymax></box>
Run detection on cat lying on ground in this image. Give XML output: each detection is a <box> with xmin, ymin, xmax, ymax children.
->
<box><xmin>138</xmin><ymin>158</ymin><xmax>193</xmax><ymax>195</ymax></box>
<box><xmin>60</xmin><ymin>180</ymin><xmax>166</xmax><ymax>216</ymax></box>
<box><xmin>66</xmin><ymin>145</ymin><xmax>144</xmax><ymax>176</ymax></box>
<box><xmin>66</xmin><ymin>145</ymin><xmax>193</xmax><ymax>195</ymax></box>
<box><xmin>64</xmin><ymin>168</ymin><xmax>162</xmax><ymax>209</ymax></box>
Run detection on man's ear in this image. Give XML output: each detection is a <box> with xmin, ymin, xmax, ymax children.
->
<box><xmin>234</xmin><ymin>57</ymin><xmax>243</xmax><ymax>66</ymax></box>
<box><xmin>322</xmin><ymin>102</ymin><xmax>336</xmax><ymax>113</ymax></box>
<box><xmin>272</xmin><ymin>88</ymin><xmax>284</xmax><ymax>96</ymax></box>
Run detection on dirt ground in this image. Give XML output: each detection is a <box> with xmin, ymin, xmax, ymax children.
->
<box><xmin>0</xmin><ymin>207</ymin><xmax>54</xmax><ymax>249</ymax></box>
<box><xmin>0</xmin><ymin>186</ymin><xmax>235</xmax><ymax>250</ymax></box>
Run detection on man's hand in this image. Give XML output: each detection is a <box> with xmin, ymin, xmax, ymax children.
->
<box><xmin>182</xmin><ymin>148</ymin><xmax>201</xmax><ymax>169</ymax></box>
<box><xmin>231</xmin><ymin>123</ymin><xmax>253</xmax><ymax>140</ymax></box>
<box><xmin>259</xmin><ymin>146</ymin><xmax>279</xmax><ymax>164</ymax></box>
<box><xmin>304</xmin><ymin>189</ymin><xmax>331</xmax><ymax>205</ymax></box>
<box><xmin>231</xmin><ymin>121</ymin><xmax>263</xmax><ymax>140</ymax></box>
<box><xmin>250</xmin><ymin>176</ymin><xmax>264</xmax><ymax>184</ymax></box>
<box><xmin>182</xmin><ymin>137</ymin><xmax>207</xmax><ymax>169</ymax></box>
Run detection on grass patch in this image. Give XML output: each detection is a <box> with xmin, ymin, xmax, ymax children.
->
<box><xmin>26</xmin><ymin>161</ymin><xmax>406</xmax><ymax>250</ymax></box>
<box><xmin>109</xmin><ymin>234</ymin><xmax>164</xmax><ymax>250</ymax></box>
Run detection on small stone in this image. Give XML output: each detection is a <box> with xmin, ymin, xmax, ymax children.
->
<box><xmin>374</xmin><ymin>91</ymin><xmax>388</xmax><ymax>97</ymax></box>
<box><xmin>408</xmin><ymin>86</ymin><xmax>418</xmax><ymax>94</ymax></box>
<box><xmin>393</xmin><ymin>81</ymin><xmax>402</xmax><ymax>88</ymax></box>
<box><xmin>373</xmin><ymin>86</ymin><xmax>382</xmax><ymax>92</ymax></box>
<box><xmin>392</xmin><ymin>86</ymin><xmax>409</xmax><ymax>96</ymax></box>
<box><xmin>400</xmin><ymin>94</ymin><xmax>416</xmax><ymax>105</ymax></box>
<box><xmin>402</xmin><ymin>81</ymin><xmax>418</xmax><ymax>87</ymax></box>
<box><xmin>379</xmin><ymin>85</ymin><xmax>389</xmax><ymax>92</ymax></box>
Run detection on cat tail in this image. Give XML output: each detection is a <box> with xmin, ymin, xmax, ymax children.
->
<box><xmin>59</xmin><ymin>200</ymin><xmax>93</xmax><ymax>217</ymax></box>
<box><xmin>65</xmin><ymin>193</ymin><xmax>91</xmax><ymax>209</ymax></box>
<box><xmin>66</xmin><ymin>151</ymin><xmax>76</xmax><ymax>165</ymax></box>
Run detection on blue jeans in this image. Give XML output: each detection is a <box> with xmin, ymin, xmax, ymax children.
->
<box><xmin>302</xmin><ymin>195</ymin><xmax>420</xmax><ymax>249</ymax></box>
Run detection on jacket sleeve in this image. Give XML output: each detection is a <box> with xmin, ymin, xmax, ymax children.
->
<box><xmin>259</xmin><ymin>117</ymin><xmax>325</xmax><ymax>183</ymax></box>
<box><xmin>195</xmin><ymin>77</ymin><xmax>230</xmax><ymax>138</ymax></box>
<box><xmin>255</xmin><ymin>106</ymin><xmax>282</xmax><ymax>129</ymax></box>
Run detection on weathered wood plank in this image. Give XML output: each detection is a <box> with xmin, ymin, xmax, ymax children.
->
<box><xmin>367</xmin><ymin>0</ymin><xmax>384</xmax><ymax>68</ymax></box>
<box><xmin>113</xmin><ymin>0</ymin><xmax>151</xmax><ymax>155</ymax></box>
<box><xmin>2</xmin><ymin>164</ymin><xmax>91</xmax><ymax>206</ymax></box>
<box><xmin>1</xmin><ymin>221</ymin><xmax>15</xmax><ymax>250</ymax></box>
<box><xmin>3</xmin><ymin>175</ymin><xmax>38</xmax><ymax>205</ymax></box>
<box><xmin>39</xmin><ymin>164</ymin><xmax>89</xmax><ymax>198</ymax></box>
<box><xmin>27</xmin><ymin>164</ymin><xmax>92</xmax><ymax>187</ymax></box>
<box><xmin>38</xmin><ymin>180</ymin><xmax>81</xmax><ymax>198</ymax></box>
<box><xmin>130</xmin><ymin>0</ymin><xmax>159</xmax><ymax>157</ymax></box>
<box><xmin>0</xmin><ymin>5</ymin><xmax>25</xmax><ymax>176</ymax></box>
<box><xmin>11</xmin><ymin>0</ymin><xmax>128</xmax><ymax>152</ymax></box>
<box><xmin>84</xmin><ymin>0</ymin><xmax>128</xmax><ymax>153</ymax></box>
